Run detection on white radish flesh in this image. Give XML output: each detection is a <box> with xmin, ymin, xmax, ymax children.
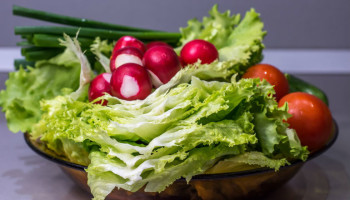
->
<box><xmin>110</xmin><ymin>47</ymin><xmax>143</xmax><ymax>72</ymax></box>
<box><xmin>120</xmin><ymin>75</ymin><xmax>139</xmax><ymax>98</ymax></box>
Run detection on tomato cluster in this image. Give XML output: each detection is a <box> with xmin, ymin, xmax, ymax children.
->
<box><xmin>242</xmin><ymin>63</ymin><xmax>333</xmax><ymax>152</ymax></box>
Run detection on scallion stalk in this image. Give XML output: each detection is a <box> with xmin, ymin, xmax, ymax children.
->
<box><xmin>15</xmin><ymin>26</ymin><xmax>181</xmax><ymax>41</ymax></box>
<box><xmin>13</xmin><ymin>5</ymin><xmax>157</xmax><ymax>32</ymax></box>
<box><xmin>32</xmin><ymin>34</ymin><xmax>94</xmax><ymax>48</ymax></box>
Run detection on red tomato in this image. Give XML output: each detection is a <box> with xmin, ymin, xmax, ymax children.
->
<box><xmin>278</xmin><ymin>92</ymin><xmax>333</xmax><ymax>151</ymax></box>
<box><xmin>242</xmin><ymin>64</ymin><xmax>289</xmax><ymax>101</ymax></box>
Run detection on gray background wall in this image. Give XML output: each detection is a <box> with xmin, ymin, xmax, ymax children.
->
<box><xmin>0</xmin><ymin>0</ymin><xmax>350</xmax><ymax>49</ymax></box>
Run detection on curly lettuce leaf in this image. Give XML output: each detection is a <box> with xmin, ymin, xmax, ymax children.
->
<box><xmin>0</xmin><ymin>48</ymin><xmax>81</xmax><ymax>133</ymax></box>
<box><xmin>32</xmin><ymin>75</ymin><xmax>307</xmax><ymax>200</ymax></box>
<box><xmin>0</xmin><ymin>34</ymin><xmax>94</xmax><ymax>133</ymax></box>
<box><xmin>178</xmin><ymin>4</ymin><xmax>241</xmax><ymax>49</ymax></box>
<box><xmin>253</xmin><ymin>99</ymin><xmax>308</xmax><ymax>160</ymax></box>
<box><xmin>2</xmin><ymin>5</ymin><xmax>308</xmax><ymax>200</ymax></box>
<box><xmin>218</xmin><ymin>8</ymin><xmax>266</xmax><ymax>69</ymax></box>
<box><xmin>176</xmin><ymin>5</ymin><xmax>265</xmax><ymax>75</ymax></box>
<box><xmin>205</xmin><ymin>151</ymin><xmax>289</xmax><ymax>174</ymax></box>
<box><xmin>90</xmin><ymin>37</ymin><xmax>113</xmax><ymax>73</ymax></box>
<box><xmin>59</xmin><ymin>34</ymin><xmax>93</xmax><ymax>100</ymax></box>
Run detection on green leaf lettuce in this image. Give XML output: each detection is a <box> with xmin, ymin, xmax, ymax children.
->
<box><xmin>0</xmin><ymin>48</ymin><xmax>81</xmax><ymax>133</ymax></box>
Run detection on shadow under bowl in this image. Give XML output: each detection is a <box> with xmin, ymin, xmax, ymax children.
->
<box><xmin>24</xmin><ymin>121</ymin><xmax>338</xmax><ymax>200</ymax></box>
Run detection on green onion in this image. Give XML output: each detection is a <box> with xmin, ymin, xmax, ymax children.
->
<box><xmin>13</xmin><ymin>5</ymin><xmax>157</xmax><ymax>32</ymax></box>
<box><xmin>13</xmin><ymin>5</ymin><xmax>182</xmax><ymax>70</ymax></box>
<box><xmin>32</xmin><ymin>34</ymin><xmax>94</xmax><ymax>48</ymax></box>
<box><xmin>21</xmin><ymin>46</ymin><xmax>59</xmax><ymax>54</ymax></box>
<box><xmin>14</xmin><ymin>59</ymin><xmax>35</xmax><ymax>70</ymax></box>
<box><xmin>16</xmin><ymin>41</ymin><xmax>33</xmax><ymax>47</ymax></box>
<box><xmin>15</xmin><ymin>26</ymin><xmax>181</xmax><ymax>41</ymax></box>
<box><xmin>21</xmin><ymin>48</ymin><xmax>64</xmax><ymax>61</ymax></box>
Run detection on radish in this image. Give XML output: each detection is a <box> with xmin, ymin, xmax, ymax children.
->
<box><xmin>110</xmin><ymin>63</ymin><xmax>152</xmax><ymax>100</ymax></box>
<box><xmin>110</xmin><ymin>47</ymin><xmax>143</xmax><ymax>72</ymax></box>
<box><xmin>146</xmin><ymin>41</ymin><xmax>171</xmax><ymax>50</ymax></box>
<box><xmin>180</xmin><ymin>39</ymin><xmax>218</xmax><ymax>65</ymax></box>
<box><xmin>112</xmin><ymin>36</ymin><xmax>146</xmax><ymax>56</ymax></box>
<box><xmin>88</xmin><ymin>73</ymin><xmax>112</xmax><ymax>105</ymax></box>
<box><xmin>143</xmin><ymin>46</ymin><xmax>181</xmax><ymax>87</ymax></box>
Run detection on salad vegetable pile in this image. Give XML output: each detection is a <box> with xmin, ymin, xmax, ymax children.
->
<box><xmin>0</xmin><ymin>4</ymin><xmax>333</xmax><ymax>200</ymax></box>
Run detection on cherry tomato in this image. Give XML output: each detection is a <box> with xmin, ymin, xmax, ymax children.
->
<box><xmin>278</xmin><ymin>92</ymin><xmax>333</xmax><ymax>151</ymax></box>
<box><xmin>242</xmin><ymin>64</ymin><xmax>289</xmax><ymax>101</ymax></box>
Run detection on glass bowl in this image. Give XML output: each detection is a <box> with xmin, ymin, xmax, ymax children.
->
<box><xmin>24</xmin><ymin>121</ymin><xmax>338</xmax><ymax>200</ymax></box>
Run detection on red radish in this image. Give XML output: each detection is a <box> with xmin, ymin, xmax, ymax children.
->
<box><xmin>110</xmin><ymin>63</ymin><xmax>152</xmax><ymax>100</ymax></box>
<box><xmin>112</xmin><ymin>36</ymin><xmax>146</xmax><ymax>56</ymax></box>
<box><xmin>88</xmin><ymin>73</ymin><xmax>112</xmax><ymax>105</ymax></box>
<box><xmin>180</xmin><ymin>39</ymin><xmax>218</xmax><ymax>65</ymax></box>
<box><xmin>110</xmin><ymin>47</ymin><xmax>143</xmax><ymax>72</ymax></box>
<box><xmin>146</xmin><ymin>41</ymin><xmax>171</xmax><ymax>50</ymax></box>
<box><xmin>143</xmin><ymin>46</ymin><xmax>181</xmax><ymax>87</ymax></box>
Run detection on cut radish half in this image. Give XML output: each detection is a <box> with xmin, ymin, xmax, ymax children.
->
<box><xmin>88</xmin><ymin>73</ymin><xmax>112</xmax><ymax>105</ymax></box>
<box><xmin>120</xmin><ymin>75</ymin><xmax>139</xmax><ymax>98</ymax></box>
<box><xmin>110</xmin><ymin>47</ymin><xmax>143</xmax><ymax>72</ymax></box>
<box><xmin>110</xmin><ymin>63</ymin><xmax>152</xmax><ymax>100</ymax></box>
<box><xmin>143</xmin><ymin>46</ymin><xmax>181</xmax><ymax>87</ymax></box>
<box><xmin>147</xmin><ymin>70</ymin><xmax>163</xmax><ymax>88</ymax></box>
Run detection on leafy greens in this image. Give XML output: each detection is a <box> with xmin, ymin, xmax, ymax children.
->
<box><xmin>0</xmin><ymin>5</ymin><xmax>308</xmax><ymax>200</ymax></box>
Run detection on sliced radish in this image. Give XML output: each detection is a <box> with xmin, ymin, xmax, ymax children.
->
<box><xmin>110</xmin><ymin>47</ymin><xmax>143</xmax><ymax>72</ymax></box>
<box><xmin>110</xmin><ymin>63</ymin><xmax>152</xmax><ymax>100</ymax></box>
<box><xmin>88</xmin><ymin>73</ymin><xmax>112</xmax><ymax>105</ymax></box>
<box><xmin>143</xmin><ymin>46</ymin><xmax>181</xmax><ymax>87</ymax></box>
<box><xmin>147</xmin><ymin>70</ymin><xmax>163</xmax><ymax>88</ymax></box>
<box><xmin>112</xmin><ymin>36</ymin><xmax>146</xmax><ymax>56</ymax></box>
<box><xmin>146</xmin><ymin>41</ymin><xmax>171</xmax><ymax>50</ymax></box>
<box><xmin>180</xmin><ymin>39</ymin><xmax>218</xmax><ymax>65</ymax></box>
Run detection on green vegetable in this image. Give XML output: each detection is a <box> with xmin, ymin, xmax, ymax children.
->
<box><xmin>1</xmin><ymin>5</ymin><xmax>310</xmax><ymax>200</ymax></box>
<box><xmin>21</xmin><ymin>47</ymin><xmax>64</xmax><ymax>61</ymax></box>
<box><xmin>13</xmin><ymin>5</ymin><xmax>156</xmax><ymax>32</ymax></box>
<box><xmin>285</xmin><ymin>73</ymin><xmax>329</xmax><ymax>105</ymax></box>
<box><xmin>32</xmin><ymin>34</ymin><xmax>94</xmax><ymax>48</ymax></box>
<box><xmin>32</xmin><ymin>77</ymin><xmax>307</xmax><ymax>199</ymax></box>
<box><xmin>16</xmin><ymin>41</ymin><xmax>33</xmax><ymax>47</ymax></box>
<box><xmin>0</xmin><ymin>48</ymin><xmax>81</xmax><ymax>133</ymax></box>
<box><xmin>15</xmin><ymin>26</ymin><xmax>181</xmax><ymax>42</ymax></box>
<box><xmin>29</xmin><ymin>8</ymin><xmax>308</xmax><ymax>199</ymax></box>
<box><xmin>176</xmin><ymin>4</ymin><xmax>241</xmax><ymax>50</ymax></box>
<box><xmin>176</xmin><ymin>5</ymin><xmax>265</xmax><ymax>73</ymax></box>
<box><xmin>206</xmin><ymin>151</ymin><xmax>289</xmax><ymax>174</ymax></box>
<box><xmin>218</xmin><ymin>8</ymin><xmax>265</xmax><ymax>68</ymax></box>
<box><xmin>14</xmin><ymin>59</ymin><xmax>35</xmax><ymax>70</ymax></box>
<box><xmin>12</xmin><ymin>5</ymin><xmax>181</xmax><ymax>70</ymax></box>
<box><xmin>90</xmin><ymin>38</ymin><xmax>113</xmax><ymax>73</ymax></box>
